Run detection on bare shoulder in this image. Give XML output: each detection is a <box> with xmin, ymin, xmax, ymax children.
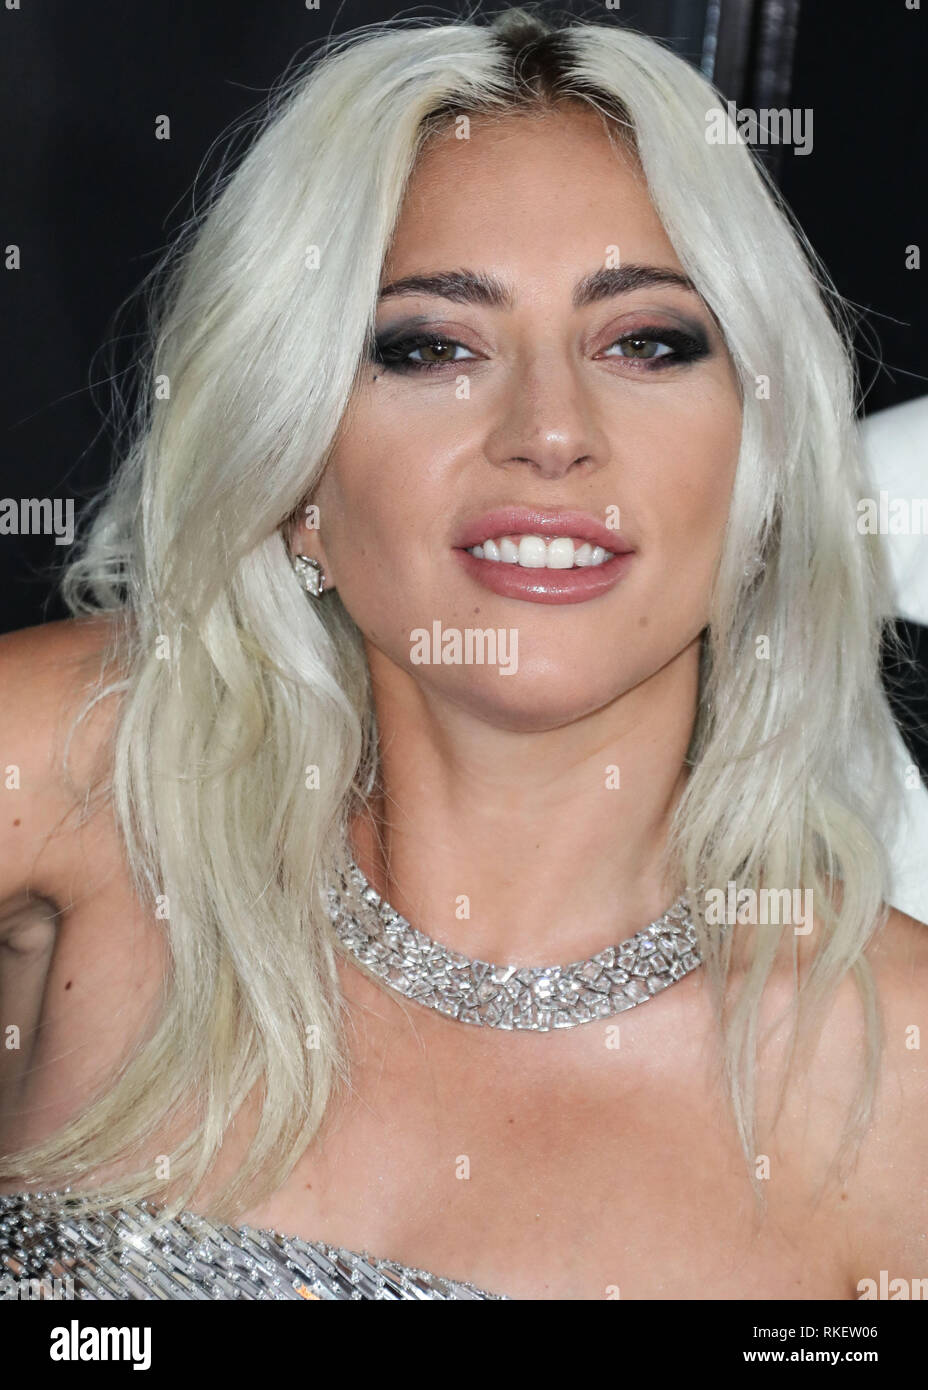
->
<box><xmin>860</xmin><ymin>904</ymin><xmax>928</xmax><ymax>1169</ymax></box>
<box><xmin>0</xmin><ymin>616</ymin><xmax>129</xmax><ymax>909</ymax></box>
<box><xmin>861</xmin><ymin>904</ymin><xmax>928</xmax><ymax>1129</ymax></box>
<box><xmin>0</xmin><ymin>615</ymin><xmax>167</xmax><ymax>1171</ymax></box>
<box><xmin>741</xmin><ymin>898</ymin><xmax>927</xmax><ymax>1291</ymax></box>
<box><xmin>801</xmin><ymin>903</ymin><xmax>928</xmax><ymax>1280</ymax></box>
<box><xmin>865</xmin><ymin>901</ymin><xmax>928</xmax><ymax>982</ymax></box>
<box><xmin>850</xmin><ymin>905</ymin><xmax>928</xmax><ymax>1282</ymax></box>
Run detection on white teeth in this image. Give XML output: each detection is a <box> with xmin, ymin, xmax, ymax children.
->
<box><xmin>546</xmin><ymin>537</ymin><xmax>575</xmax><ymax>569</ymax></box>
<box><xmin>466</xmin><ymin>534</ymin><xmax>616</xmax><ymax>569</ymax></box>
<box><xmin>518</xmin><ymin>535</ymin><xmax>547</xmax><ymax>568</ymax></box>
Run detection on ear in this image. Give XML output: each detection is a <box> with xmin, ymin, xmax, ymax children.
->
<box><xmin>286</xmin><ymin>499</ymin><xmax>329</xmax><ymax>572</ymax></box>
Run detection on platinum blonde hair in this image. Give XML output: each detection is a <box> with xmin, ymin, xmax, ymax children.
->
<box><xmin>3</xmin><ymin>6</ymin><xmax>902</xmax><ymax>1222</ymax></box>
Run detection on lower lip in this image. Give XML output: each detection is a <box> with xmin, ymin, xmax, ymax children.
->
<box><xmin>454</xmin><ymin>547</ymin><xmax>636</xmax><ymax>605</ymax></box>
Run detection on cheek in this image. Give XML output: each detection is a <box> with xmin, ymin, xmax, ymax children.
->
<box><xmin>649</xmin><ymin>396</ymin><xmax>740</xmax><ymax>543</ymax></box>
<box><xmin>314</xmin><ymin>433</ymin><xmax>449</xmax><ymax>654</ymax></box>
<box><xmin>317</xmin><ymin>449</ymin><xmax>399</xmax><ymax>566</ymax></box>
<box><xmin>622</xmin><ymin>397</ymin><xmax>740</xmax><ymax>629</ymax></box>
<box><xmin>320</xmin><ymin>396</ymin><xmax>461</xmax><ymax>577</ymax></box>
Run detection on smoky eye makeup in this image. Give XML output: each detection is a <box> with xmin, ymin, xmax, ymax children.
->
<box><xmin>368</xmin><ymin>316</ymin><xmax>480</xmax><ymax>371</ymax></box>
<box><xmin>597</xmin><ymin>320</ymin><xmax>711</xmax><ymax>367</ymax></box>
<box><xmin>368</xmin><ymin>312</ymin><xmax>715</xmax><ymax>376</ymax></box>
<box><xmin>370</xmin><ymin>330</ymin><xmax>477</xmax><ymax>373</ymax></box>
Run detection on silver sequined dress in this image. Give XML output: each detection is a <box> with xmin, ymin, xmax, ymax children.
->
<box><xmin>0</xmin><ymin>1191</ymin><xmax>507</xmax><ymax>1300</ymax></box>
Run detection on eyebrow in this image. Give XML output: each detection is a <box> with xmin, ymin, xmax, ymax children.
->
<box><xmin>377</xmin><ymin>264</ymin><xmax>699</xmax><ymax>311</ymax></box>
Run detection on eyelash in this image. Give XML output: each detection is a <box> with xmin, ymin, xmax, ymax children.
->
<box><xmin>370</xmin><ymin>325</ymin><xmax>710</xmax><ymax>374</ymax></box>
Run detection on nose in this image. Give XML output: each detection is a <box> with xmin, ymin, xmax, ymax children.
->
<box><xmin>482</xmin><ymin>347</ymin><xmax>611</xmax><ymax>481</ymax></box>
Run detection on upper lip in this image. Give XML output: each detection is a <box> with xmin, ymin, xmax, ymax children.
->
<box><xmin>453</xmin><ymin>507</ymin><xmax>635</xmax><ymax>553</ymax></box>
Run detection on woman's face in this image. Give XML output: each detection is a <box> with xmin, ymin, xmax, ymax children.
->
<box><xmin>300</xmin><ymin>105</ymin><xmax>742</xmax><ymax>731</ymax></box>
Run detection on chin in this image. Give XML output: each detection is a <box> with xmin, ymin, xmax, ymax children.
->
<box><xmin>417</xmin><ymin>661</ymin><xmax>650</xmax><ymax>733</ymax></box>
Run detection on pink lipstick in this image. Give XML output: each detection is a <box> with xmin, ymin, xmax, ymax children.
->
<box><xmin>453</xmin><ymin>507</ymin><xmax>636</xmax><ymax>606</ymax></box>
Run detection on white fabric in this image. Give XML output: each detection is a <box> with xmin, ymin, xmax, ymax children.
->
<box><xmin>860</xmin><ymin>393</ymin><xmax>928</xmax><ymax>624</ymax></box>
<box><xmin>859</xmin><ymin>396</ymin><xmax>928</xmax><ymax>922</ymax></box>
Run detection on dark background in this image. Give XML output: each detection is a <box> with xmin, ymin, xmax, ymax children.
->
<box><xmin>1</xmin><ymin>0</ymin><xmax>925</xmax><ymax>768</ymax></box>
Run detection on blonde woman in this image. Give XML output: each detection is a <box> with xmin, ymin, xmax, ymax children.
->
<box><xmin>0</xmin><ymin>8</ymin><xmax>924</xmax><ymax>1302</ymax></box>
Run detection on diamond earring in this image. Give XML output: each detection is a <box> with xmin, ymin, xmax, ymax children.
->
<box><xmin>292</xmin><ymin>553</ymin><xmax>328</xmax><ymax>597</ymax></box>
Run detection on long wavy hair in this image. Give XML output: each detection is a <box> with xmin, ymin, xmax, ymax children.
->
<box><xmin>1</xmin><ymin>6</ymin><xmax>902</xmax><ymax>1224</ymax></box>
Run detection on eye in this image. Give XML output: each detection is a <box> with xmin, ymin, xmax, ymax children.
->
<box><xmin>607</xmin><ymin>336</ymin><xmax>672</xmax><ymax>360</ymax></box>
<box><xmin>370</xmin><ymin>323</ymin><xmax>711</xmax><ymax>375</ymax></box>
<box><xmin>371</xmin><ymin>332</ymin><xmax>479</xmax><ymax>373</ymax></box>
<box><xmin>600</xmin><ymin>325</ymin><xmax>710</xmax><ymax>369</ymax></box>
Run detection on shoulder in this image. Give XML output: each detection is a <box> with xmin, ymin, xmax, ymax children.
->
<box><xmin>0</xmin><ymin>616</ymin><xmax>129</xmax><ymax>914</ymax></box>
<box><xmin>866</xmin><ymin>902</ymin><xmax>928</xmax><ymax>982</ymax></box>
<box><xmin>0</xmin><ymin>613</ymin><xmax>125</xmax><ymax>774</ymax></box>
<box><xmin>856</xmin><ymin>904</ymin><xmax>928</xmax><ymax>1142</ymax></box>
<box><xmin>849</xmin><ymin>906</ymin><xmax>928</xmax><ymax>1283</ymax></box>
<box><xmin>0</xmin><ymin>611</ymin><xmax>121</xmax><ymax>684</ymax></box>
<box><xmin>859</xmin><ymin>905</ymin><xmax>928</xmax><ymax>1171</ymax></box>
<box><xmin>0</xmin><ymin>615</ymin><xmax>167</xmax><ymax>1169</ymax></box>
<box><xmin>733</xmin><ymin>897</ymin><xmax>927</xmax><ymax>1285</ymax></box>
<box><xmin>791</xmin><ymin>903</ymin><xmax>928</xmax><ymax>1280</ymax></box>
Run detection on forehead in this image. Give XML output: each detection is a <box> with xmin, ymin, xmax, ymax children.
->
<box><xmin>384</xmin><ymin>106</ymin><xmax>683</xmax><ymax>283</ymax></box>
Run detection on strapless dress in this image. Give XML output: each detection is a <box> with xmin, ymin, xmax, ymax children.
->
<box><xmin>0</xmin><ymin>1191</ymin><xmax>507</xmax><ymax>1300</ymax></box>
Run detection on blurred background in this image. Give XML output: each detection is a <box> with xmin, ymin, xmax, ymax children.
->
<box><xmin>1</xmin><ymin>0</ymin><xmax>925</xmax><ymax>786</ymax></box>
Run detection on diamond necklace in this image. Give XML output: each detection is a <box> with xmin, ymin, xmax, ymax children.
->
<box><xmin>326</xmin><ymin>858</ymin><xmax>703</xmax><ymax>1031</ymax></box>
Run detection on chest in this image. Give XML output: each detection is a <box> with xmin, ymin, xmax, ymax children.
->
<box><xmin>234</xmin><ymin>962</ymin><xmax>858</xmax><ymax>1300</ymax></box>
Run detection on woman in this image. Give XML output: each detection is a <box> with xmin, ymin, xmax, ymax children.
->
<box><xmin>0</xmin><ymin>7</ymin><xmax>925</xmax><ymax>1302</ymax></box>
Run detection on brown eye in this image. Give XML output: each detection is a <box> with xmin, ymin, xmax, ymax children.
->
<box><xmin>600</xmin><ymin>325</ymin><xmax>709</xmax><ymax>369</ymax></box>
<box><xmin>416</xmin><ymin>339</ymin><xmax>457</xmax><ymax>363</ymax></box>
<box><xmin>616</xmin><ymin>336</ymin><xmax>667</xmax><ymax>360</ymax></box>
<box><xmin>370</xmin><ymin>332</ymin><xmax>478</xmax><ymax>372</ymax></box>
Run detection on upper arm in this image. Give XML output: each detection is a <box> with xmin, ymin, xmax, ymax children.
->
<box><xmin>0</xmin><ymin>618</ymin><xmax>166</xmax><ymax>1162</ymax></box>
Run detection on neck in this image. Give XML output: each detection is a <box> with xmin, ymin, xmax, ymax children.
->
<box><xmin>349</xmin><ymin>638</ymin><xmax>701</xmax><ymax>966</ymax></box>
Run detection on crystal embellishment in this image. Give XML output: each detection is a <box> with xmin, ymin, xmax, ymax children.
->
<box><xmin>327</xmin><ymin>860</ymin><xmax>703</xmax><ymax>1031</ymax></box>
<box><xmin>0</xmin><ymin>1192</ymin><xmax>506</xmax><ymax>1301</ymax></box>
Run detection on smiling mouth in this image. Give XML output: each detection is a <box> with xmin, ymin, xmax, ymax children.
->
<box><xmin>455</xmin><ymin>538</ymin><xmax>635</xmax><ymax>606</ymax></box>
<box><xmin>466</xmin><ymin>533</ymin><xmax>618</xmax><ymax>569</ymax></box>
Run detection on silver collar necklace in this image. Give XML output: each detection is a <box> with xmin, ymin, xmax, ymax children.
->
<box><xmin>327</xmin><ymin>858</ymin><xmax>703</xmax><ymax>1031</ymax></box>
